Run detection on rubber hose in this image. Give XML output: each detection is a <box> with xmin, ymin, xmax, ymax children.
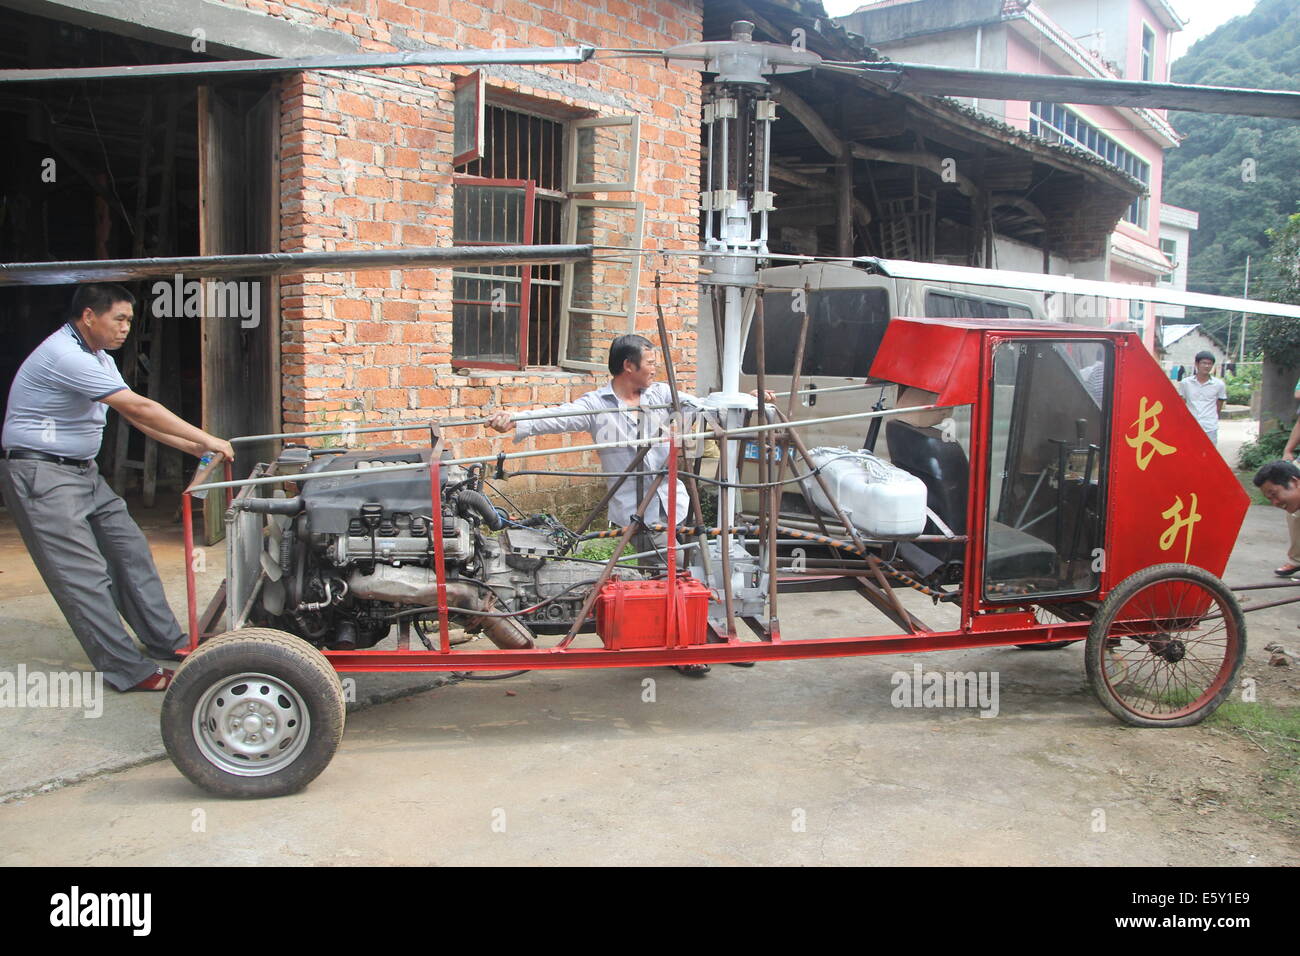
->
<box><xmin>456</xmin><ymin>489</ymin><xmax>505</xmax><ymax>530</ymax></box>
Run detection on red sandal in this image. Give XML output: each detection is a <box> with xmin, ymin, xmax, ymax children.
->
<box><xmin>127</xmin><ymin>668</ymin><xmax>174</xmax><ymax>692</ymax></box>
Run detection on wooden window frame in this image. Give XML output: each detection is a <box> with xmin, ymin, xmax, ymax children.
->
<box><xmin>567</xmin><ymin>114</ymin><xmax>640</xmax><ymax>194</ymax></box>
<box><xmin>559</xmin><ymin>198</ymin><xmax>644</xmax><ymax>372</ymax></box>
<box><xmin>451</xmin><ymin>176</ymin><xmax>535</xmax><ymax>371</ymax></box>
<box><xmin>453</xmin><ymin>72</ymin><xmax>485</xmax><ymax>167</ymax></box>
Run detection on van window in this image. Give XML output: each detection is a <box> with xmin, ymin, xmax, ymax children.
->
<box><xmin>926</xmin><ymin>291</ymin><xmax>1032</xmax><ymax>321</ymax></box>
<box><xmin>743</xmin><ymin>288</ymin><xmax>890</xmax><ymax>377</ymax></box>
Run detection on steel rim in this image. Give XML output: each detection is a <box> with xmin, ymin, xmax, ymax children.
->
<box><xmin>1097</xmin><ymin>577</ymin><xmax>1238</xmax><ymax>721</ymax></box>
<box><xmin>192</xmin><ymin>672</ymin><xmax>311</xmax><ymax>776</ymax></box>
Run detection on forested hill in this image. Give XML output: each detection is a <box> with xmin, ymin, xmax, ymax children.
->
<box><xmin>1163</xmin><ymin>0</ymin><xmax>1300</xmax><ymax>315</ymax></box>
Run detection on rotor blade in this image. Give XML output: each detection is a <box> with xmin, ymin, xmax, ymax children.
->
<box><xmin>0</xmin><ymin>245</ymin><xmax>592</xmax><ymax>286</ymax></box>
<box><xmin>860</xmin><ymin>257</ymin><xmax>1300</xmax><ymax>319</ymax></box>
<box><xmin>845</xmin><ymin>62</ymin><xmax>1300</xmax><ymax>120</ymax></box>
<box><xmin>0</xmin><ymin>47</ymin><xmax>595</xmax><ymax>84</ymax></box>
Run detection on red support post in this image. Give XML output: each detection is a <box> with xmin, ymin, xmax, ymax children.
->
<box><xmin>182</xmin><ymin>491</ymin><xmax>199</xmax><ymax>649</ymax></box>
<box><xmin>666</xmin><ymin>435</ymin><xmax>678</xmax><ymax>646</ymax></box>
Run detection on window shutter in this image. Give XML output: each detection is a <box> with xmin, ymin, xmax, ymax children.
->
<box><xmin>559</xmin><ymin>199</ymin><xmax>643</xmax><ymax>371</ymax></box>
<box><xmin>453</xmin><ymin>72</ymin><xmax>484</xmax><ymax>167</ymax></box>
<box><xmin>567</xmin><ymin>115</ymin><xmax>639</xmax><ymax>193</ymax></box>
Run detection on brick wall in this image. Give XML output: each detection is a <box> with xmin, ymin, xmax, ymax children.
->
<box><xmin>237</xmin><ymin>0</ymin><xmax>703</xmax><ymax>513</ymax></box>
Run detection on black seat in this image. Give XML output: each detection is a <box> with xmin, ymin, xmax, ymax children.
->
<box><xmin>886</xmin><ymin>419</ymin><xmax>1057</xmax><ymax>585</ymax></box>
<box><xmin>886</xmin><ymin>420</ymin><xmax>967</xmax><ymax>582</ymax></box>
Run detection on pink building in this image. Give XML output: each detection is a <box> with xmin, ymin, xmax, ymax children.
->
<box><xmin>839</xmin><ymin>0</ymin><xmax>1189</xmax><ymax>351</ymax></box>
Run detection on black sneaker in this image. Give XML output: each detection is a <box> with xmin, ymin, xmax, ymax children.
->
<box><xmin>672</xmin><ymin>664</ymin><xmax>710</xmax><ymax>677</ymax></box>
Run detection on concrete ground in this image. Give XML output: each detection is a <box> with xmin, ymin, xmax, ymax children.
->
<box><xmin>0</xmin><ymin>416</ymin><xmax>1296</xmax><ymax>865</ymax></box>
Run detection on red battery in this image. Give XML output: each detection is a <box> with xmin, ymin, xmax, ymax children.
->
<box><xmin>594</xmin><ymin>578</ymin><xmax>712</xmax><ymax>649</ymax></box>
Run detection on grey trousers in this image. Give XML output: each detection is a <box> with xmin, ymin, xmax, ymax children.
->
<box><xmin>631</xmin><ymin>530</ymin><xmax>684</xmax><ymax>569</ymax></box>
<box><xmin>0</xmin><ymin>458</ymin><xmax>183</xmax><ymax>690</ymax></box>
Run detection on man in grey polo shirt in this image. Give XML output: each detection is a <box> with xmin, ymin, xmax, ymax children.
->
<box><xmin>1</xmin><ymin>283</ymin><xmax>233</xmax><ymax>692</ymax></box>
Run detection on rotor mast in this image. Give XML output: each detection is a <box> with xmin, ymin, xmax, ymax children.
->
<box><xmin>675</xmin><ymin>20</ymin><xmax>819</xmax><ymax>521</ymax></box>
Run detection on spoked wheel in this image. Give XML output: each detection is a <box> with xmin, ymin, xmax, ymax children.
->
<box><xmin>161</xmin><ymin>628</ymin><xmax>346</xmax><ymax>798</ymax></box>
<box><xmin>1085</xmin><ymin>564</ymin><xmax>1245</xmax><ymax>727</ymax></box>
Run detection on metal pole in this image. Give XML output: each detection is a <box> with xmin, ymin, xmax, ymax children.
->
<box><xmin>191</xmin><ymin>406</ymin><xmax>944</xmax><ymax>494</ymax></box>
<box><xmin>1240</xmin><ymin>254</ymin><xmax>1250</xmax><ymax>364</ymax></box>
<box><xmin>713</xmin><ymin>424</ymin><xmax>738</xmax><ymax>639</ymax></box>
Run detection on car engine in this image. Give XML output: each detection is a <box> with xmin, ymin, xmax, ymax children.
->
<box><xmin>233</xmin><ymin>448</ymin><xmax>643</xmax><ymax>650</ymax></box>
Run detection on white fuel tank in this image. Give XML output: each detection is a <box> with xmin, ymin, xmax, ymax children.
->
<box><xmin>801</xmin><ymin>447</ymin><xmax>928</xmax><ymax>539</ymax></box>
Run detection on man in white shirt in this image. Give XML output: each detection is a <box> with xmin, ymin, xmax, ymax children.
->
<box><xmin>490</xmin><ymin>335</ymin><xmax>689</xmax><ymax>537</ymax></box>
<box><xmin>489</xmin><ymin>334</ymin><xmax>766</xmax><ymax>676</ymax></box>
<box><xmin>1176</xmin><ymin>351</ymin><xmax>1227</xmax><ymax>444</ymax></box>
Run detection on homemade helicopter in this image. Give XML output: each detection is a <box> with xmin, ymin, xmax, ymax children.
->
<box><xmin>5</xmin><ymin>20</ymin><xmax>1300</xmax><ymax>798</ymax></box>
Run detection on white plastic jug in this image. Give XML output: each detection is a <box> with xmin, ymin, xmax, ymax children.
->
<box><xmin>801</xmin><ymin>447</ymin><xmax>928</xmax><ymax>539</ymax></box>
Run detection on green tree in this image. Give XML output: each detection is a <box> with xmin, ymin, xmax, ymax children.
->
<box><xmin>1253</xmin><ymin>212</ymin><xmax>1300</xmax><ymax>364</ymax></box>
<box><xmin>1163</xmin><ymin>0</ymin><xmax>1300</xmax><ymax>353</ymax></box>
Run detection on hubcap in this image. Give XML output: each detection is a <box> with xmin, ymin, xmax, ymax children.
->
<box><xmin>193</xmin><ymin>672</ymin><xmax>310</xmax><ymax>776</ymax></box>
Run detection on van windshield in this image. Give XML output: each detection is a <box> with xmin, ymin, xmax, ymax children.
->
<box><xmin>743</xmin><ymin>288</ymin><xmax>890</xmax><ymax>378</ymax></box>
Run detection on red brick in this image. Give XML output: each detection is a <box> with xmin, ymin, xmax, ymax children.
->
<box><xmin>400</xmin><ymin>365</ymin><xmax>434</xmax><ymax>385</ymax></box>
<box><xmin>336</xmin><ymin>92</ymin><xmax>375</xmax><ymax>119</ymax></box>
<box><xmin>357</xmin><ymin>220</ymin><xmax>394</xmax><ymax>242</ymax></box>
<box><xmin>355</xmin><ymin>178</ymin><xmax>393</xmax><ymax>199</ymax></box>
<box><xmin>383</xmin><ymin>301</ymin><xmax>418</xmax><ymax>322</ymax></box>
<box><xmin>400</xmin><ymin>324</ymin><xmax>436</xmax><ymax>342</ymax></box>
<box><xmin>337</xmin><ymin>139</ymin><xmax>375</xmax><ymax>163</ymax></box>
<box><xmin>334</xmin><ymin>299</ymin><xmax>372</xmax><ymax>320</ymax></box>
<box><xmin>417</xmin><ymin>388</ymin><xmax>452</xmax><ymax>406</ymax></box>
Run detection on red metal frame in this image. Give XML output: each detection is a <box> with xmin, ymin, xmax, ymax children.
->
<box><xmin>176</xmin><ymin>320</ymin><xmax>1245</xmax><ymax>672</ymax></box>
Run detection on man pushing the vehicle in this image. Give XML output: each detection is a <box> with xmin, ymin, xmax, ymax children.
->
<box><xmin>1</xmin><ymin>284</ymin><xmax>234</xmax><ymax>692</ymax></box>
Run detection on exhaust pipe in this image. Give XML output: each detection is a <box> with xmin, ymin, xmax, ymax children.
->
<box><xmin>347</xmin><ymin>566</ymin><xmax>534</xmax><ymax>650</ymax></box>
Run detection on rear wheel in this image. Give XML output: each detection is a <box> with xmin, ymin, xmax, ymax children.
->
<box><xmin>1084</xmin><ymin>564</ymin><xmax>1244</xmax><ymax>727</ymax></box>
<box><xmin>161</xmin><ymin>628</ymin><xmax>345</xmax><ymax>798</ymax></box>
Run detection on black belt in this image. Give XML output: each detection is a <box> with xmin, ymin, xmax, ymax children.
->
<box><xmin>3</xmin><ymin>449</ymin><xmax>94</xmax><ymax>467</ymax></box>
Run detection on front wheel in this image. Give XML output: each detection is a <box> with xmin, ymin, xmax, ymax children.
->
<box><xmin>1084</xmin><ymin>564</ymin><xmax>1244</xmax><ymax>728</ymax></box>
<box><xmin>161</xmin><ymin>628</ymin><xmax>346</xmax><ymax>798</ymax></box>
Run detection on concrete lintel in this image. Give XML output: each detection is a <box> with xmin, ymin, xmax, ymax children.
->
<box><xmin>2</xmin><ymin>0</ymin><xmax>359</xmax><ymax>59</ymax></box>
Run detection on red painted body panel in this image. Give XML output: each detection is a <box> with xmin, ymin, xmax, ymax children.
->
<box><xmin>869</xmin><ymin>318</ymin><xmax>983</xmax><ymax>406</ymax></box>
<box><xmin>1104</xmin><ymin>335</ymin><xmax>1247</xmax><ymax>586</ymax></box>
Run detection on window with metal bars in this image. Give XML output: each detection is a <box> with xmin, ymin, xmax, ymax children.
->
<box><xmin>454</xmin><ymin>105</ymin><xmax>565</xmax><ymax>368</ymax></box>
<box><xmin>452</xmin><ymin>93</ymin><xmax>643</xmax><ymax>372</ymax></box>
